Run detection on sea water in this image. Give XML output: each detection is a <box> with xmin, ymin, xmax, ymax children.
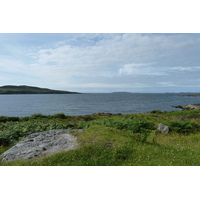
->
<box><xmin>0</xmin><ymin>93</ymin><xmax>199</xmax><ymax>117</ymax></box>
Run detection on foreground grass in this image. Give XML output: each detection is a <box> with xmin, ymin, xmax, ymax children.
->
<box><xmin>0</xmin><ymin>110</ymin><xmax>200</xmax><ymax>166</ymax></box>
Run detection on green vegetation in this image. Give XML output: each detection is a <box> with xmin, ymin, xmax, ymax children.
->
<box><xmin>0</xmin><ymin>85</ymin><xmax>80</xmax><ymax>94</ymax></box>
<box><xmin>0</xmin><ymin>110</ymin><xmax>200</xmax><ymax>166</ymax></box>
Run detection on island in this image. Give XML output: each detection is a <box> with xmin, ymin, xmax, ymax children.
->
<box><xmin>0</xmin><ymin>85</ymin><xmax>80</xmax><ymax>94</ymax></box>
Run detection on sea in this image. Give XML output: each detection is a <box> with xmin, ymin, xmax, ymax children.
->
<box><xmin>0</xmin><ymin>93</ymin><xmax>200</xmax><ymax>117</ymax></box>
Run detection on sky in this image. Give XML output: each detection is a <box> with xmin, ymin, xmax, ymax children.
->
<box><xmin>0</xmin><ymin>33</ymin><xmax>200</xmax><ymax>93</ymax></box>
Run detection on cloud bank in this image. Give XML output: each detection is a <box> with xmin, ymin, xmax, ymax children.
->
<box><xmin>1</xmin><ymin>33</ymin><xmax>200</xmax><ymax>92</ymax></box>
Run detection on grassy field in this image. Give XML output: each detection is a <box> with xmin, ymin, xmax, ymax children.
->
<box><xmin>0</xmin><ymin>110</ymin><xmax>200</xmax><ymax>166</ymax></box>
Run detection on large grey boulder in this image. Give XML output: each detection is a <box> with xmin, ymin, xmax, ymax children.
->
<box><xmin>0</xmin><ymin>129</ymin><xmax>83</xmax><ymax>162</ymax></box>
<box><xmin>157</xmin><ymin>124</ymin><xmax>169</xmax><ymax>134</ymax></box>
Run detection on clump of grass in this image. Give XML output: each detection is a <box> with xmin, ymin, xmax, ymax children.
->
<box><xmin>0</xmin><ymin>146</ymin><xmax>10</xmax><ymax>155</ymax></box>
<box><xmin>155</xmin><ymin>133</ymin><xmax>200</xmax><ymax>151</ymax></box>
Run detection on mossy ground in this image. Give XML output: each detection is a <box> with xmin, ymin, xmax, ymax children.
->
<box><xmin>0</xmin><ymin>110</ymin><xmax>200</xmax><ymax>166</ymax></box>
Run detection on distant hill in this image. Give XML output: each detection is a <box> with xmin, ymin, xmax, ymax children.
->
<box><xmin>0</xmin><ymin>85</ymin><xmax>80</xmax><ymax>94</ymax></box>
<box><xmin>111</xmin><ymin>92</ymin><xmax>132</xmax><ymax>94</ymax></box>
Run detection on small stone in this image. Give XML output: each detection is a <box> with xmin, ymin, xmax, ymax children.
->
<box><xmin>157</xmin><ymin>124</ymin><xmax>169</xmax><ymax>134</ymax></box>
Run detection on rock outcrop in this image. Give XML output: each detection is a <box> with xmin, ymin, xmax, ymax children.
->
<box><xmin>182</xmin><ymin>94</ymin><xmax>200</xmax><ymax>97</ymax></box>
<box><xmin>174</xmin><ymin>104</ymin><xmax>200</xmax><ymax>110</ymax></box>
<box><xmin>0</xmin><ymin>129</ymin><xmax>83</xmax><ymax>162</ymax></box>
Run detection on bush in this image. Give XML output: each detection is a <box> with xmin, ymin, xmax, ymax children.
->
<box><xmin>169</xmin><ymin>121</ymin><xmax>200</xmax><ymax>135</ymax></box>
<box><xmin>30</xmin><ymin>113</ymin><xmax>47</xmax><ymax>119</ymax></box>
<box><xmin>52</xmin><ymin>113</ymin><xmax>66</xmax><ymax>119</ymax></box>
<box><xmin>0</xmin><ymin>116</ymin><xmax>19</xmax><ymax>123</ymax></box>
<box><xmin>149</xmin><ymin>110</ymin><xmax>163</xmax><ymax>114</ymax></box>
<box><xmin>0</xmin><ymin>137</ymin><xmax>11</xmax><ymax>146</ymax></box>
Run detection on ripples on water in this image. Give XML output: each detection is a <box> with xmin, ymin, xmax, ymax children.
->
<box><xmin>0</xmin><ymin>93</ymin><xmax>199</xmax><ymax>117</ymax></box>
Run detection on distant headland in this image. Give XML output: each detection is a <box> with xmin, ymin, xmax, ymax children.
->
<box><xmin>0</xmin><ymin>85</ymin><xmax>80</xmax><ymax>94</ymax></box>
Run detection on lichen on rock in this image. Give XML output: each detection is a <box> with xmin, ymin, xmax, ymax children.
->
<box><xmin>0</xmin><ymin>129</ymin><xmax>83</xmax><ymax>162</ymax></box>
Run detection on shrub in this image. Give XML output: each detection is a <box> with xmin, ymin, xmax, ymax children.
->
<box><xmin>149</xmin><ymin>110</ymin><xmax>163</xmax><ymax>114</ymax></box>
<box><xmin>76</xmin><ymin>115</ymin><xmax>95</xmax><ymax>121</ymax></box>
<box><xmin>52</xmin><ymin>113</ymin><xmax>66</xmax><ymax>119</ymax></box>
<box><xmin>30</xmin><ymin>113</ymin><xmax>47</xmax><ymax>119</ymax></box>
<box><xmin>169</xmin><ymin>121</ymin><xmax>200</xmax><ymax>135</ymax></box>
<box><xmin>0</xmin><ymin>137</ymin><xmax>11</xmax><ymax>146</ymax></box>
<box><xmin>0</xmin><ymin>116</ymin><xmax>19</xmax><ymax>123</ymax></box>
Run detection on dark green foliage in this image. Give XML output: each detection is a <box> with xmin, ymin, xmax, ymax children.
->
<box><xmin>169</xmin><ymin>121</ymin><xmax>200</xmax><ymax>135</ymax></box>
<box><xmin>86</xmin><ymin>117</ymin><xmax>155</xmax><ymax>133</ymax></box>
<box><xmin>52</xmin><ymin>113</ymin><xmax>66</xmax><ymax>119</ymax></box>
<box><xmin>1</xmin><ymin>110</ymin><xmax>200</xmax><ymax>148</ymax></box>
<box><xmin>149</xmin><ymin>110</ymin><xmax>165</xmax><ymax>114</ymax></box>
<box><xmin>164</xmin><ymin>110</ymin><xmax>200</xmax><ymax>118</ymax></box>
<box><xmin>0</xmin><ymin>116</ymin><xmax>19</xmax><ymax>123</ymax></box>
<box><xmin>0</xmin><ymin>137</ymin><xmax>11</xmax><ymax>146</ymax></box>
<box><xmin>0</xmin><ymin>118</ymin><xmax>78</xmax><ymax>146</ymax></box>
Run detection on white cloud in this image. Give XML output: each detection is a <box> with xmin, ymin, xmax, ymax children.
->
<box><xmin>118</xmin><ymin>63</ymin><xmax>166</xmax><ymax>76</ymax></box>
<box><xmin>171</xmin><ymin>66</ymin><xmax>200</xmax><ymax>72</ymax></box>
<box><xmin>31</xmin><ymin>34</ymin><xmax>200</xmax><ymax>74</ymax></box>
<box><xmin>1</xmin><ymin>33</ymin><xmax>200</xmax><ymax>92</ymax></box>
<box><xmin>157</xmin><ymin>82</ymin><xmax>178</xmax><ymax>87</ymax></box>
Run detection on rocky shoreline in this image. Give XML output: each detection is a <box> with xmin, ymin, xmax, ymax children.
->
<box><xmin>182</xmin><ymin>94</ymin><xmax>200</xmax><ymax>97</ymax></box>
<box><xmin>174</xmin><ymin>104</ymin><xmax>200</xmax><ymax>110</ymax></box>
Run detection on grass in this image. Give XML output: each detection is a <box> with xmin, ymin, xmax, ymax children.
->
<box><xmin>0</xmin><ymin>110</ymin><xmax>200</xmax><ymax>166</ymax></box>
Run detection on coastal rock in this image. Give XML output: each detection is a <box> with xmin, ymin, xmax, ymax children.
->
<box><xmin>174</xmin><ymin>104</ymin><xmax>200</xmax><ymax>110</ymax></box>
<box><xmin>157</xmin><ymin>124</ymin><xmax>169</xmax><ymax>134</ymax></box>
<box><xmin>182</xmin><ymin>94</ymin><xmax>200</xmax><ymax>97</ymax></box>
<box><xmin>0</xmin><ymin>129</ymin><xmax>83</xmax><ymax>162</ymax></box>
